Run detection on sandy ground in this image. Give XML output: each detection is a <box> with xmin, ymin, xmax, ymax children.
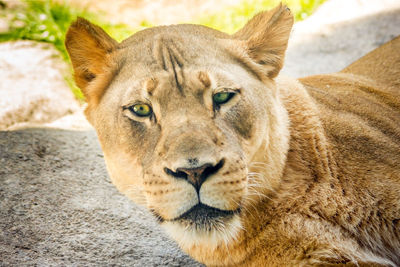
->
<box><xmin>1</xmin><ymin>0</ymin><xmax>400</xmax><ymax>265</ymax></box>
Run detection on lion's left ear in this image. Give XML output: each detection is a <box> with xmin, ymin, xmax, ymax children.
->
<box><xmin>65</xmin><ymin>17</ymin><xmax>118</xmax><ymax>108</ymax></box>
<box><xmin>232</xmin><ymin>4</ymin><xmax>293</xmax><ymax>79</ymax></box>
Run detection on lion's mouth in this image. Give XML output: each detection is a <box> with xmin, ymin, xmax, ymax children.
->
<box><xmin>170</xmin><ymin>203</ymin><xmax>240</xmax><ymax>229</ymax></box>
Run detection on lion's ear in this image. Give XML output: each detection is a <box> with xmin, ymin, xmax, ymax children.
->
<box><xmin>233</xmin><ymin>4</ymin><xmax>293</xmax><ymax>78</ymax></box>
<box><xmin>65</xmin><ymin>17</ymin><xmax>118</xmax><ymax>105</ymax></box>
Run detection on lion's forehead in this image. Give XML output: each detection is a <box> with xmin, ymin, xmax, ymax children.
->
<box><xmin>113</xmin><ymin>27</ymin><xmax>257</xmax><ymax>91</ymax></box>
<box><xmin>119</xmin><ymin>23</ymin><xmax>229</xmax><ymax>52</ymax></box>
<box><xmin>118</xmin><ymin>33</ymin><xmax>225</xmax><ymax>75</ymax></box>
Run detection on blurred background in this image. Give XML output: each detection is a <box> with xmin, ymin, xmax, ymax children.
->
<box><xmin>0</xmin><ymin>0</ymin><xmax>399</xmax><ymax>130</ymax></box>
<box><xmin>0</xmin><ymin>0</ymin><xmax>330</xmax><ymax>131</ymax></box>
<box><xmin>0</xmin><ymin>0</ymin><xmax>326</xmax><ymax>50</ymax></box>
<box><xmin>0</xmin><ymin>0</ymin><xmax>325</xmax><ymax>99</ymax></box>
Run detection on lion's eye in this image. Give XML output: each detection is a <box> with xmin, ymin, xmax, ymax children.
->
<box><xmin>213</xmin><ymin>92</ymin><xmax>235</xmax><ymax>105</ymax></box>
<box><xmin>129</xmin><ymin>103</ymin><xmax>152</xmax><ymax>117</ymax></box>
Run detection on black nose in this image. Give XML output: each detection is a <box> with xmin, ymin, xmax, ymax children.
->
<box><xmin>164</xmin><ymin>159</ymin><xmax>225</xmax><ymax>191</ymax></box>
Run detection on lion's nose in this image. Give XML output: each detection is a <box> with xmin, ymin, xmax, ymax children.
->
<box><xmin>164</xmin><ymin>159</ymin><xmax>225</xmax><ymax>191</ymax></box>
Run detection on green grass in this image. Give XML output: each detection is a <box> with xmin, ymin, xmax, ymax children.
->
<box><xmin>197</xmin><ymin>0</ymin><xmax>326</xmax><ymax>34</ymax></box>
<box><xmin>0</xmin><ymin>0</ymin><xmax>134</xmax><ymax>61</ymax></box>
<box><xmin>0</xmin><ymin>0</ymin><xmax>325</xmax><ymax>99</ymax></box>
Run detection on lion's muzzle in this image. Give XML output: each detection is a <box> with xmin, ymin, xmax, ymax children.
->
<box><xmin>164</xmin><ymin>159</ymin><xmax>225</xmax><ymax>192</ymax></box>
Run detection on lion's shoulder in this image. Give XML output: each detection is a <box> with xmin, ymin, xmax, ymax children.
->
<box><xmin>301</xmin><ymin>72</ymin><xmax>400</xmax><ymax>167</ymax></box>
<box><xmin>298</xmin><ymin>36</ymin><xmax>400</xmax><ymax>172</ymax></box>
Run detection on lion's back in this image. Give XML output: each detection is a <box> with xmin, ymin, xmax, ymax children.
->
<box><xmin>301</xmin><ymin>73</ymin><xmax>400</xmax><ymax>171</ymax></box>
<box><xmin>297</xmin><ymin>38</ymin><xmax>400</xmax><ymax>260</ymax></box>
<box><xmin>299</xmin><ymin>36</ymin><xmax>400</xmax><ymax>179</ymax></box>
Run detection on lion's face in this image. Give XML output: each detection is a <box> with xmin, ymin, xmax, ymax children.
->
<box><xmin>97</xmin><ymin>39</ymin><xmax>277</xmax><ymax>247</ymax></box>
<box><xmin>66</xmin><ymin>5</ymin><xmax>292</xmax><ymax>250</ymax></box>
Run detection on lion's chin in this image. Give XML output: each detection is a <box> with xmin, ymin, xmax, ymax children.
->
<box><xmin>172</xmin><ymin>203</ymin><xmax>239</xmax><ymax>229</ymax></box>
<box><xmin>162</xmin><ymin>207</ymin><xmax>242</xmax><ymax>250</ymax></box>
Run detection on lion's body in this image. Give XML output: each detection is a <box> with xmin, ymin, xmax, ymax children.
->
<box><xmin>188</xmin><ymin>51</ymin><xmax>400</xmax><ymax>265</ymax></box>
<box><xmin>65</xmin><ymin>6</ymin><xmax>400</xmax><ymax>266</ymax></box>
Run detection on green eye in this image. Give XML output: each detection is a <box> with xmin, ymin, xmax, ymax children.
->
<box><xmin>130</xmin><ymin>103</ymin><xmax>152</xmax><ymax>117</ymax></box>
<box><xmin>213</xmin><ymin>92</ymin><xmax>235</xmax><ymax>105</ymax></box>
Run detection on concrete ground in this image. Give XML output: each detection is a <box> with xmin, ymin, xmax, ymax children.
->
<box><xmin>1</xmin><ymin>0</ymin><xmax>399</xmax><ymax>266</ymax></box>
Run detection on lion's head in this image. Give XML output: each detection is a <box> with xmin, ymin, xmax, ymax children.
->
<box><xmin>66</xmin><ymin>4</ymin><xmax>293</xmax><ymax>260</ymax></box>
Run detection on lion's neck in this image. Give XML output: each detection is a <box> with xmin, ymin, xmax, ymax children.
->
<box><xmin>248</xmin><ymin>76</ymin><xmax>339</xmax><ymax>206</ymax></box>
<box><xmin>247</xmin><ymin>80</ymin><xmax>291</xmax><ymax>201</ymax></box>
<box><xmin>278</xmin><ymin>76</ymin><xmax>338</xmax><ymax>182</ymax></box>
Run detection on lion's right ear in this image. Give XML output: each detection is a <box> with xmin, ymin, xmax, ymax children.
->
<box><xmin>65</xmin><ymin>17</ymin><xmax>118</xmax><ymax>106</ymax></box>
<box><xmin>231</xmin><ymin>4</ymin><xmax>293</xmax><ymax>79</ymax></box>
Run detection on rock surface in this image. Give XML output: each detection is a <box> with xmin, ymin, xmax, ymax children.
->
<box><xmin>0</xmin><ymin>129</ymin><xmax>201</xmax><ymax>266</ymax></box>
<box><xmin>283</xmin><ymin>0</ymin><xmax>400</xmax><ymax>77</ymax></box>
<box><xmin>0</xmin><ymin>41</ymin><xmax>80</xmax><ymax>130</ymax></box>
<box><xmin>1</xmin><ymin>0</ymin><xmax>400</xmax><ymax>266</ymax></box>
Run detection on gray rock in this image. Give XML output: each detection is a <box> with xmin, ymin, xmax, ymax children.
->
<box><xmin>0</xmin><ymin>129</ymin><xmax>202</xmax><ymax>266</ymax></box>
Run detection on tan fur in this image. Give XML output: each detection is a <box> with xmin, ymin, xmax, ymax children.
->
<box><xmin>66</xmin><ymin>5</ymin><xmax>400</xmax><ymax>266</ymax></box>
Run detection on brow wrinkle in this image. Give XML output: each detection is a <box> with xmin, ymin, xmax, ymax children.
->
<box><xmin>169</xmin><ymin>47</ymin><xmax>184</xmax><ymax>94</ymax></box>
<box><xmin>153</xmin><ymin>35</ymin><xmax>185</xmax><ymax>95</ymax></box>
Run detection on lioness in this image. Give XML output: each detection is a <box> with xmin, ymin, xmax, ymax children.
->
<box><xmin>65</xmin><ymin>4</ymin><xmax>400</xmax><ymax>266</ymax></box>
